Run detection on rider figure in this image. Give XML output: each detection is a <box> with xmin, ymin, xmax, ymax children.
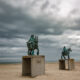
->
<box><xmin>61</xmin><ymin>46</ymin><xmax>67</xmax><ymax>59</ymax></box>
<box><xmin>29</xmin><ymin>35</ymin><xmax>35</xmax><ymax>42</ymax></box>
<box><xmin>62</xmin><ymin>46</ymin><xmax>67</xmax><ymax>53</ymax></box>
<box><xmin>61</xmin><ymin>46</ymin><xmax>72</xmax><ymax>60</ymax></box>
<box><xmin>29</xmin><ymin>35</ymin><xmax>35</xmax><ymax>46</ymax></box>
<box><xmin>29</xmin><ymin>35</ymin><xmax>35</xmax><ymax>55</ymax></box>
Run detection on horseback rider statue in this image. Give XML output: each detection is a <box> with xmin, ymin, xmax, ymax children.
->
<box><xmin>61</xmin><ymin>46</ymin><xmax>72</xmax><ymax>60</ymax></box>
<box><xmin>27</xmin><ymin>34</ymin><xmax>39</xmax><ymax>55</ymax></box>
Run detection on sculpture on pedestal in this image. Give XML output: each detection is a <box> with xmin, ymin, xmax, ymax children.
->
<box><xmin>61</xmin><ymin>46</ymin><xmax>72</xmax><ymax>60</ymax></box>
<box><xmin>27</xmin><ymin>34</ymin><xmax>39</xmax><ymax>55</ymax></box>
<box><xmin>59</xmin><ymin>46</ymin><xmax>75</xmax><ymax>70</ymax></box>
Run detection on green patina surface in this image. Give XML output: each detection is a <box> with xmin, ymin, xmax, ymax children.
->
<box><xmin>27</xmin><ymin>35</ymin><xmax>39</xmax><ymax>55</ymax></box>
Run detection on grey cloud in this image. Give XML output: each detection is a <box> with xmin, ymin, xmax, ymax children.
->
<box><xmin>0</xmin><ymin>0</ymin><xmax>80</xmax><ymax>62</ymax></box>
<box><xmin>0</xmin><ymin>0</ymin><xmax>71</xmax><ymax>39</ymax></box>
<box><xmin>41</xmin><ymin>0</ymin><xmax>49</xmax><ymax>10</ymax></box>
<box><xmin>0</xmin><ymin>0</ymin><xmax>64</xmax><ymax>40</ymax></box>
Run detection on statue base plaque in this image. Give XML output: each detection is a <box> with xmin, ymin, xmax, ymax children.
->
<box><xmin>22</xmin><ymin>55</ymin><xmax>45</xmax><ymax>77</ymax></box>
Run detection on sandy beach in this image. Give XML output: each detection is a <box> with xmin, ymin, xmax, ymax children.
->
<box><xmin>0</xmin><ymin>62</ymin><xmax>80</xmax><ymax>80</ymax></box>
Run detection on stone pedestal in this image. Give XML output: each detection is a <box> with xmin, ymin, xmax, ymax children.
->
<box><xmin>59</xmin><ymin>59</ymin><xmax>65</xmax><ymax>70</ymax></box>
<box><xmin>68</xmin><ymin>59</ymin><xmax>75</xmax><ymax>70</ymax></box>
<box><xmin>22</xmin><ymin>55</ymin><xmax>45</xmax><ymax>77</ymax></box>
<box><xmin>59</xmin><ymin>59</ymin><xmax>75</xmax><ymax>70</ymax></box>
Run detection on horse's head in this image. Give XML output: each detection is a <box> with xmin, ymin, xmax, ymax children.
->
<box><xmin>68</xmin><ymin>48</ymin><xmax>72</xmax><ymax>52</ymax></box>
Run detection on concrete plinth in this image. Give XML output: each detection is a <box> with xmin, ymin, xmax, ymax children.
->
<box><xmin>59</xmin><ymin>59</ymin><xmax>75</xmax><ymax>70</ymax></box>
<box><xmin>59</xmin><ymin>59</ymin><xmax>65</xmax><ymax>70</ymax></box>
<box><xmin>68</xmin><ymin>59</ymin><xmax>75</xmax><ymax>70</ymax></box>
<box><xmin>22</xmin><ymin>55</ymin><xmax>45</xmax><ymax>77</ymax></box>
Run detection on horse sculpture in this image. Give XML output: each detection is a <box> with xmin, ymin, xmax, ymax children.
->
<box><xmin>27</xmin><ymin>35</ymin><xmax>39</xmax><ymax>55</ymax></box>
<box><xmin>61</xmin><ymin>46</ymin><xmax>72</xmax><ymax>60</ymax></box>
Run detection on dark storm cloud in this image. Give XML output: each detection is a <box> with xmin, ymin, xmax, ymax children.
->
<box><xmin>0</xmin><ymin>38</ymin><xmax>26</xmax><ymax>47</ymax></box>
<box><xmin>0</xmin><ymin>0</ymin><xmax>80</xmax><ymax>62</ymax></box>
<box><xmin>0</xmin><ymin>0</ymin><xmax>78</xmax><ymax>48</ymax></box>
<box><xmin>0</xmin><ymin>0</ymin><xmax>65</xmax><ymax>40</ymax></box>
<box><xmin>67</xmin><ymin>9</ymin><xmax>80</xmax><ymax>30</ymax></box>
<box><xmin>41</xmin><ymin>0</ymin><xmax>49</xmax><ymax>10</ymax></box>
<box><xmin>0</xmin><ymin>0</ymin><xmax>57</xmax><ymax>56</ymax></box>
<box><xmin>0</xmin><ymin>1</ymin><xmax>27</xmax><ymax>38</ymax></box>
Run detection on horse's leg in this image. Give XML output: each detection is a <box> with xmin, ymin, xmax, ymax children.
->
<box><xmin>30</xmin><ymin>50</ymin><xmax>31</xmax><ymax>55</ymax></box>
<box><xmin>32</xmin><ymin>50</ymin><xmax>34</xmax><ymax>55</ymax></box>
<box><xmin>28</xmin><ymin>49</ymin><xmax>30</xmax><ymax>55</ymax></box>
<box><xmin>61</xmin><ymin>54</ymin><xmax>63</xmax><ymax>59</ymax></box>
<box><xmin>61</xmin><ymin>52</ymin><xmax>63</xmax><ymax>59</ymax></box>
<box><xmin>64</xmin><ymin>56</ymin><xmax>66</xmax><ymax>60</ymax></box>
<box><xmin>37</xmin><ymin>48</ymin><xmax>39</xmax><ymax>55</ymax></box>
<box><xmin>28</xmin><ymin>49</ymin><xmax>31</xmax><ymax>55</ymax></box>
<box><xmin>68</xmin><ymin>54</ymin><xmax>70</xmax><ymax>60</ymax></box>
<box><xmin>29</xmin><ymin>50</ymin><xmax>32</xmax><ymax>55</ymax></box>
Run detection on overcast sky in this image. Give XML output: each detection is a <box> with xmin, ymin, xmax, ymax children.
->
<box><xmin>0</xmin><ymin>0</ymin><xmax>80</xmax><ymax>63</ymax></box>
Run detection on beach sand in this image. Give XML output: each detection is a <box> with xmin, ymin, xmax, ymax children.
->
<box><xmin>0</xmin><ymin>62</ymin><xmax>80</xmax><ymax>80</ymax></box>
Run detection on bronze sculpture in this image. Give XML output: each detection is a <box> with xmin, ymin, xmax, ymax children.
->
<box><xmin>27</xmin><ymin>34</ymin><xmax>39</xmax><ymax>55</ymax></box>
<box><xmin>61</xmin><ymin>46</ymin><xmax>72</xmax><ymax>60</ymax></box>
